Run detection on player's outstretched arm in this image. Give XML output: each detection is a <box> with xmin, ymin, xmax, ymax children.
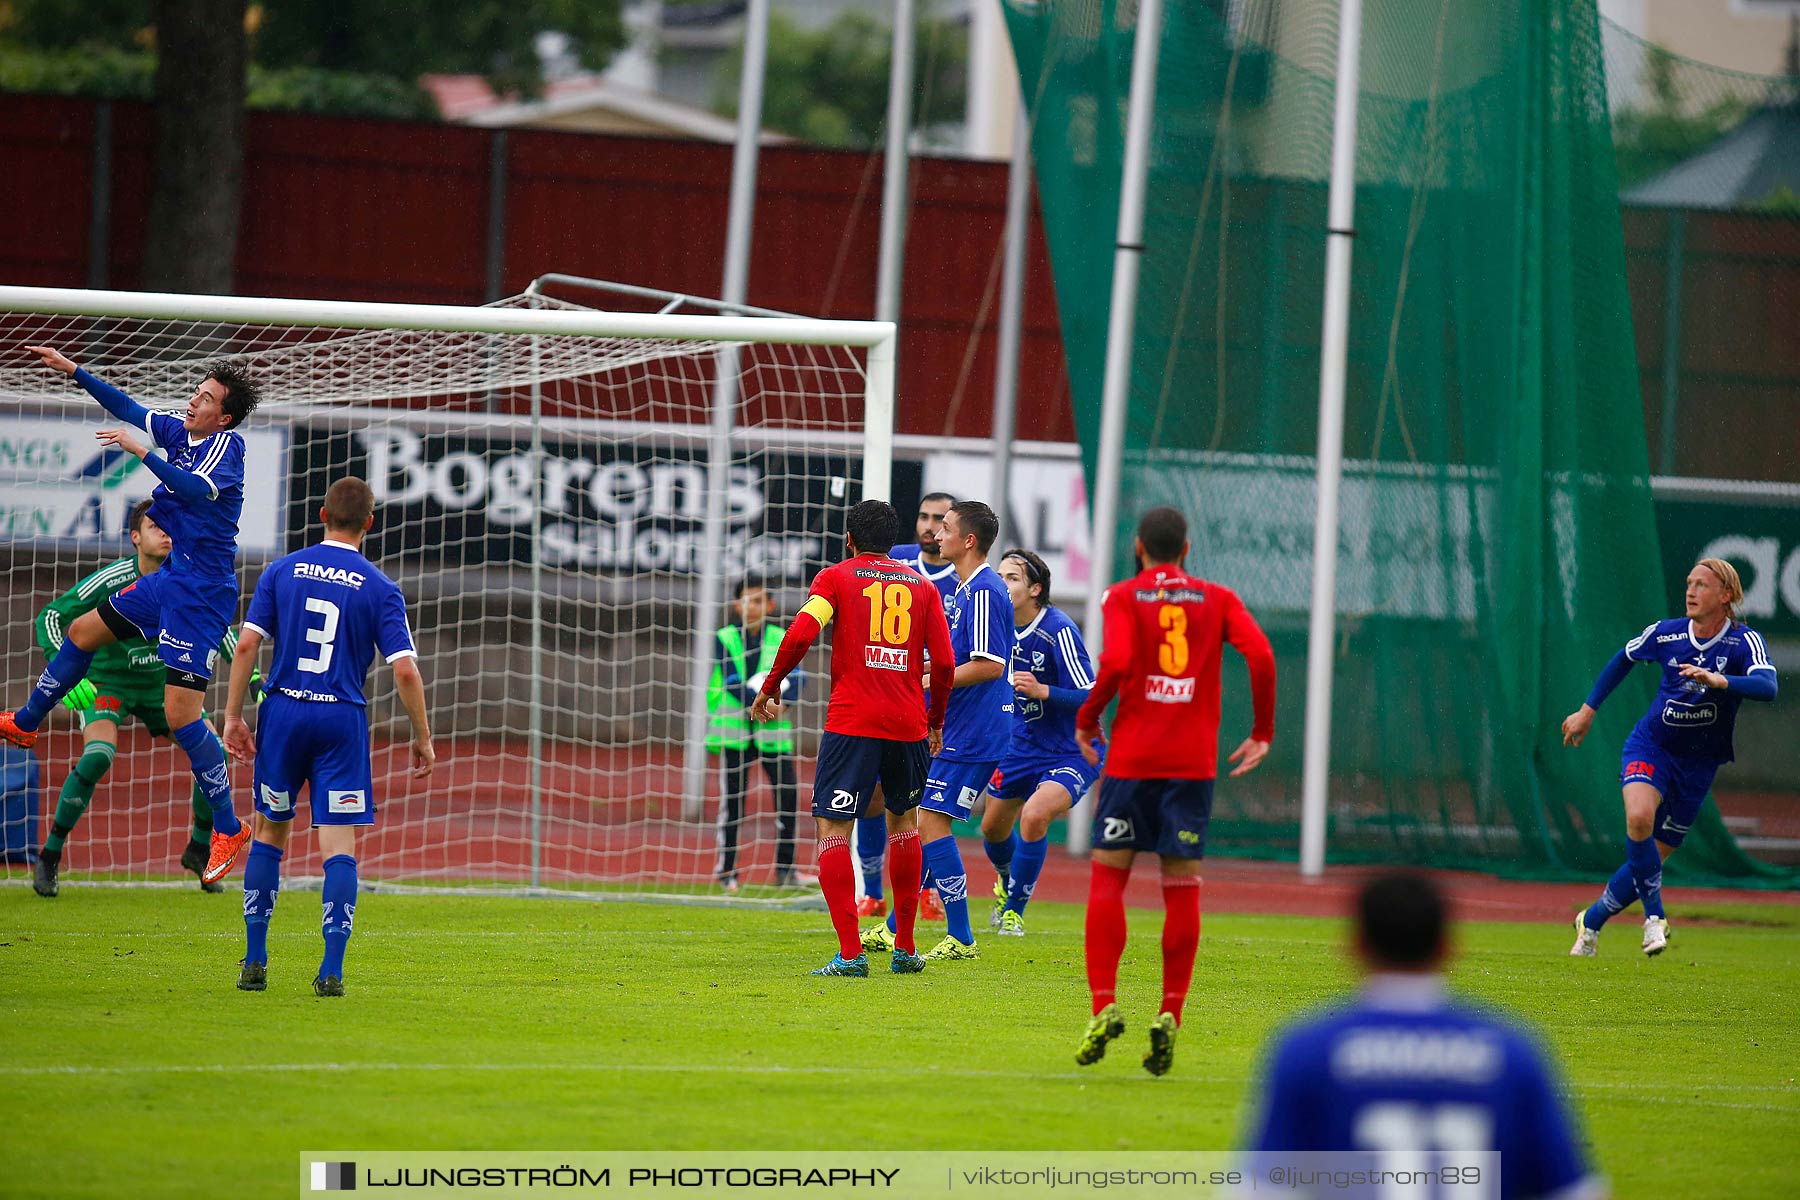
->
<box><xmin>29</xmin><ymin>346</ymin><xmax>159</xmax><ymax>432</ymax></box>
<box><xmin>753</xmin><ymin>606</ymin><xmax>826</xmax><ymax>724</ymax></box>
<box><xmin>392</xmin><ymin>656</ymin><xmax>436</xmax><ymax>778</ymax></box>
<box><xmin>98</xmin><ymin>426</ymin><xmax>217</xmax><ymax>502</ymax></box>
<box><xmin>1074</xmin><ymin>588</ymin><xmax>1134</xmax><ymax>764</ymax></box>
<box><xmin>1563</xmin><ymin>648</ymin><xmax>1638</xmax><ymax>746</ymax></box>
<box><xmin>222</xmin><ymin>627</ymin><xmax>264</xmax><ymax>761</ymax></box>
<box><xmin>1223</xmin><ymin>593</ymin><xmax>1277</xmax><ymax>776</ymax></box>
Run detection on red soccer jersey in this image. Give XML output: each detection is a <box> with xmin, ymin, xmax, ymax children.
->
<box><xmin>1076</xmin><ymin>565</ymin><xmax>1276</xmax><ymax>780</ymax></box>
<box><xmin>773</xmin><ymin>552</ymin><xmax>954</xmax><ymax>740</ymax></box>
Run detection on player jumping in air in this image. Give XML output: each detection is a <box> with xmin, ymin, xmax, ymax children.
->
<box><xmin>1074</xmin><ymin>506</ymin><xmax>1275</xmax><ymax>1075</ymax></box>
<box><xmin>855</xmin><ymin>490</ymin><xmax>957</xmax><ymax>920</ymax></box>
<box><xmin>3</xmin><ymin>346</ymin><xmax>260</xmax><ymax>884</ymax></box>
<box><xmin>31</xmin><ymin>499</ymin><xmax>241</xmax><ymax>896</ymax></box>
<box><xmin>1246</xmin><ymin>873</ymin><xmax>1605</xmax><ymax>1200</ymax></box>
<box><xmin>977</xmin><ymin>548</ymin><xmax>1097</xmax><ymax>937</ymax></box>
<box><xmin>1562</xmin><ymin>558</ymin><xmax>1777</xmax><ymax>957</ymax></box>
<box><xmin>861</xmin><ymin>500</ymin><xmax>1014</xmax><ymax>962</ymax></box>
<box><xmin>222</xmin><ymin>478</ymin><xmax>435</xmax><ymax>996</ymax></box>
<box><xmin>750</xmin><ymin>499</ymin><xmax>954</xmax><ymax>977</ymax></box>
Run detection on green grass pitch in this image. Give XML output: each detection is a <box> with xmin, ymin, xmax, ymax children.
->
<box><xmin>2</xmin><ymin>887</ymin><xmax>1796</xmax><ymax>1198</ymax></box>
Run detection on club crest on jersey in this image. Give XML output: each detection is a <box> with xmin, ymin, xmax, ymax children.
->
<box><xmin>1032</xmin><ymin>651</ymin><xmax>1047</xmax><ymax>670</ymax></box>
<box><xmin>864</xmin><ymin>644</ymin><xmax>909</xmax><ymax>672</ymax></box>
<box><xmin>1145</xmin><ymin>674</ymin><xmax>1195</xmax><ymax>704</ymax></box>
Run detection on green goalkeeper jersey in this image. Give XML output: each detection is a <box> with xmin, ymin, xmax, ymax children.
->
<box><xmin>35</xmin><ymin>556</ymin><xmax>238</xmax><ymax>684</ymax></box>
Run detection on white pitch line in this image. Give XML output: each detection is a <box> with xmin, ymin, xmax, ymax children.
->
<box><xmin>0</xmin><ymin>1060</ymin><xmax>1225</xmax><ymax>1086</ymax></box>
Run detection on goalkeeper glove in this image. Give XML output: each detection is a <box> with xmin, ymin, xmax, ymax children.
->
<box><xmin>59</xmin><ymin>678</ymin><xmax>97</xmax><ymax>711</ymax></box>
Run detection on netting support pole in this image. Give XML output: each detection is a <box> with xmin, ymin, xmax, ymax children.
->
<box><xmin>990</xmin><ymin>110</ymin><xmax>1032</xmax><ymax>542</ymax></box>
<box><xmin>1072</xmin><ymin>0</ymin><xmax>1164</xmax><ymax>859</ymax></box>
<box><xmin>683</xmin><ymin>0</ymin><xmax>770</xmax><ymax>822</ymax></box>
<box><xmin>1657</xmin><ymin>211</ymin><xmax>1686</xmax><ymax>474</ymax></box>
<box><xmin>876</xmin><ymin>0</ymin><xmax>916</xmax><ymax>329</ymax></box>
<box><xmin>1299</xmin><ymin>0</ymin><xmax>1366</xmax><ymax>880</ymax></box>
<box><xmin>528</xmin><ymin>330</ymin><xmax>545</xmax><ymax>888</ymax></box>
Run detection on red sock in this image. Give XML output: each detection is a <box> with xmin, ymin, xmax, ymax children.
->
<box><xmin>1160</xmin><ymin>875</ymin><xmax>1202</xmax><ymax>1023</ymax></box>
<box><xmin>888</xmin><ymin>831</ymin><xmax>922</xmax><ymax>954</ymax></box>
<box><xmin>1085</xmin><ymin>861</ymin><xmax>1131</xmax><ymax>1015</ymax></box>
<box><xmin>817</xmin><ymin>836</ymin><xmax>861</xmax><ymax>959</ymax></box>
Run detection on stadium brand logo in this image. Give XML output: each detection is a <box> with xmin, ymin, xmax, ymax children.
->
<box><xmin>328</xmin><ymin>789</ymin><xmax>368</xmax><ymax>813</ymax></box>
<box><xmin>310</xmin><ymin>1161</ymin><xmax>355</xmax><ymax>1191</ymax></box>
<box><xmin>828</xmin><ymin>789</ymin><xmax>857</xmax><ymax>812</ymax></box>
<box><xmin>864</xmin><ymin>645</ymin><xmax>909</xmax><ymax>672</ymax></box>
<box><xmin>1102</xmin><ymin>817</ymin><xmax>1133</xmax><ymax>842</ymax></box>
<box><xmin>1144</xmin><ymin>675</ymin><xmax>1195</xmax><ymax>704</ymax></box>
<box><xmin>1656</xmin><ymin>633</ymin><xmax>1687</xmax><ymax>644</ymax></box>
<box><xmin>294</xmin><ymin>561</ymin><xmax>366</xmax><ymax>589</ymax></box>
<box><xmin>1662</xmin><ymin>701</ymin><xmax>1718</xmax><ymax>726</ymax></box>
<box><xmin>1624</xmin><ymin>760</ymin><xmax>1656</xmax><ymax>781</ymax></box>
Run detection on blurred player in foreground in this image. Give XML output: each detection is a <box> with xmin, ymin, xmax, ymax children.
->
<box><xmin>31</xmin><ymin>499</ymin><xmax>239</xmax><ymax>896</ymax></box>
<box><xmin>751</xmin><ymin>499</ymin><xmax>953</xmax><ymax>976</ymax></box>
<box><xmin>1562</xmin><ymin>558</ymin><xmax>1777</xmax><ymax>957</ymax></box>
<box><xmin>978</xmin><ymin>548</ymin><xmax>1097</xmax><ymax>937</ymax></box>
<box><xmin>856</xmin><ymin>490</ymin><xmax>957</xmax><ymax>920</ymax></box>
<box><xmin>5</xmin><ymin>345</ymin><xmax>260</xmax><ymax>884</ymax></box>
<box><xmin>1246</xmin><ymin>872</ymin><xmax>1605</xmax><ymax>1200</ymax></box>
<box><xmin>1074</xmin><ymin>506</ymin><xmax>1274</xmax><ymax>1075</ymax></box>
<box><xmin>222</xmin><ymin>478</ymin><xmax>435</xmax><ymax>996</ymax></box>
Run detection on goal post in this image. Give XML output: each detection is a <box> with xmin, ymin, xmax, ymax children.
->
<box><xmin>0</xmin><ymin>284</ymin><xmax>895</xmax><ymax>901</ymax></box>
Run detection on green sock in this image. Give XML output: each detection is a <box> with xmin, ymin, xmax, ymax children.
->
<box><xmin>44</xmin><ymin>741</ymin><xmax>115</xmax><ymax>853</ymax></box>
<box><xmin>188</xmin><ymin>782</ymin><xmax>212</xmax><ymax>845</ymax></box>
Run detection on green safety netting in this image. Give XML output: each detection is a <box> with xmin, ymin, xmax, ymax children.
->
<box><xmin>1004</xmin><ymin>0</ymin><xmax>1795</xmax><ymax>885</ymax></box>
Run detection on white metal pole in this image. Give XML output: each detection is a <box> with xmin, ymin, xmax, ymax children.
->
<box><xmin>876</xmin><ymin>0</ymin><xmax>917</xmax><ymax>327</ymax></box>
<box><xmin>683</xmin><ymin>0</ymin><xmax>771</xmax><ymax>821</ymax></box>
<box><xmin>989</xmin><ymin>109</ymin><xmax>1032</xmax><ymax>542</ymax></box>
<box><xmin>1071</xmin><ymin>0</ymin><xmax>1164</xmax><ymax>858</ymax></box>
<box><xmin>1299</xmin><ymin>0</ymin><xmax>1366</xmax><ymax>879</ymax></box>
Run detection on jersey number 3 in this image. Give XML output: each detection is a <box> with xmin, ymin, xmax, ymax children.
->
<box><xmin>862</xmin><ymin>582</ymin><xmax>913</xmax><ymax>646</ymax></box>
<box><xmin>1158</xmin><ymin>604</ymin><xmax>1189</xmax><ymax>674</ymax></box>
<box><xmin>297</xmin><ymin>597</ymin><xmax>341</xmax><ymax>675</ymax></box>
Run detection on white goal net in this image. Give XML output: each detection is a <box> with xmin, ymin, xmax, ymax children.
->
<box><xmin>0</xmin><ymin>283</ymin><xmax>894</xmax><ymax>900</ymax></box>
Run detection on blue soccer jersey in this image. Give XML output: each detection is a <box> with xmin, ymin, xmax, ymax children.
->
<box><xmin>1008</xmin><ymin>606</ymin><xmax>1095</xmax><ymax>760</ymax></box>
<box><xmin>888</xmin><ymin>543</ymin><xmax>960</xmax><ymax>603</ymax></box>
<box><xmin>1622</xmin><ymin>618</ymin><xmax>1776</xmax><ymax>763</ymax></box>
<box><xmin>141</xmin><ymin>410</ymin><xmax>247</xmax><ymax>580</ymax></box>
<box><xmin>242</xmin><ymin>540</ymin><xmax>416</xmax><ymax>706</ymax></box>
<box><xmin>1249</xmin><ymin>977</ymin><xmax>1599</xmax><ymax>1200</ymax></box>
<box><xmin>940</xmin><ymin>562</ymin><xmax>1015</xmax><ymax>763</ymax></box>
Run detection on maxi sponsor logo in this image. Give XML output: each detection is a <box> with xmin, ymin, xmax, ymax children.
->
<box><xmin>0</xmin><ymin>417</ymin><xmax>287</xmax><ymax>553</ymax></box>
<box><xmin>290</xmin><ymin>426</ymin><xmax>922</xmax><ymax>581</ymax></box>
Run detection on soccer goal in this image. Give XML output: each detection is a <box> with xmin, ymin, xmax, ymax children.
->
<box><xmin>0</xmin><ymin>280</ymin><xmax>894</xmax><ymax>902</ymax></box>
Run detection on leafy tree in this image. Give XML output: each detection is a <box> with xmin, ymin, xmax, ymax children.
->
<box><xmin>714</xmin><ymin>7</ymin><xmax>968</xmax><ymax>149</ymax></box>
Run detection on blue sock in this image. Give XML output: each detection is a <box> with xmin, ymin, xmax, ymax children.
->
<box><xmin>172</xmin><ymin>719</ymin><xmax>240</xmax><ymax>836</ymax></box>
<box><xmin>856</xmin><ymin>815</ymin><xmax>886</xmax><ymax>899</ymax></box>
<box><xmin>320</xmin><ymin>854</ymin><xmax>358</xmax><ymax>981</ymax></box>
<box><xmin>923</xmin><ymin>836</ymin><xmax>973</xmax><ymax>945</ymax></box>
<box><xmin>17</xmin><ymin>641</ymin><xmax>96</xmax><ymax>732</ymax></box>
<box><xmin>242</xmin><ymin>840</ymin><xmax>284</xmax><ymax>965</ymax></box>
<box><xmin>1626</xmin><ymin>836</ymin><xmax>1664</xmax><ymax>919</ymax></box>
<box><xmin>921</xmin><ymin>864</ymin><xmax>936</xmax><ymax>892</ymax></box>
<box><xmin>1008</xmin><ymin>833</ymin><xmax>1049</xmax><ymax>915</ymax></box>
<box><xmin>983</xmin><ymin>831</ymin><xmax>1017</xmax><ymax>889</ymax></box>
<box><xmin>1585</xmin><ymin>863</ymin><xmax>1637</xmax><ymax>930</ymax></box>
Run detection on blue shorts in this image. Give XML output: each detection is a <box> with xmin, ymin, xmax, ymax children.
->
<box><xmin>921</xmin><ymin>757</ymin><xmax>1002</xmax><ymax>819</ymax></box>
<box><xmin>252</xmin><ymin>694</ymin><xmax>375</xmax><ymax>826</ymax></box>
<box><xmin>103</xmin><ymin>568</ymin><xmax>238</xmax><ymax>681</ymax></box>
<box><xmin>812</xmin><ymin>731</ymin><xmax>931</xmax><ymax>820</ymax></box>
<box><xmin>986</xmin><ymin>752</ymin><xmax>1097</xmax><ymax>805</ymax></box>
<box><xmin>1621</xmin><ymin>735</ymin><xmax>1719</xmax><ymax>849</ymax></box>
<box><xmin>1092</xmin><ymin>776</ymin><xmax>1215</xmax><ymax>858</ymax></box>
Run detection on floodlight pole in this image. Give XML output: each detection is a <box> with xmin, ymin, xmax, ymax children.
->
<box><xmin>990</xmin><ymin>109</ymin><xmax>1032</xmax><ymax>542</ymax></box>
<box><xmin>1071</xmin><ymin>0</ymin><xmax>1164</xmax><ymax>858</ymax></box>
<box><xmin>876</xmin><ymin>0</ymin><xmax>917</xmax><ymax>331</ymax></box>
<box><xmin>683</xmin><ymin>0</ymin><xmax>771</xmax><ymax>821</ymax></box>
<box><xmin>1299</xmin><ymin>0</ymin><xmax>1366</xmax><ymax>878</ymax></box>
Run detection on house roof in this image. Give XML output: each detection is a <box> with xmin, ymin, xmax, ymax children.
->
<box><xmin>1622</xmin><ymin>101</ymin><xmax>1800</xmax><ymax>209</ymax></box>
<box><xmin>420</xmin><ymin>73</ymin><xmax>790</xmax><ymax>144</ymax></box>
